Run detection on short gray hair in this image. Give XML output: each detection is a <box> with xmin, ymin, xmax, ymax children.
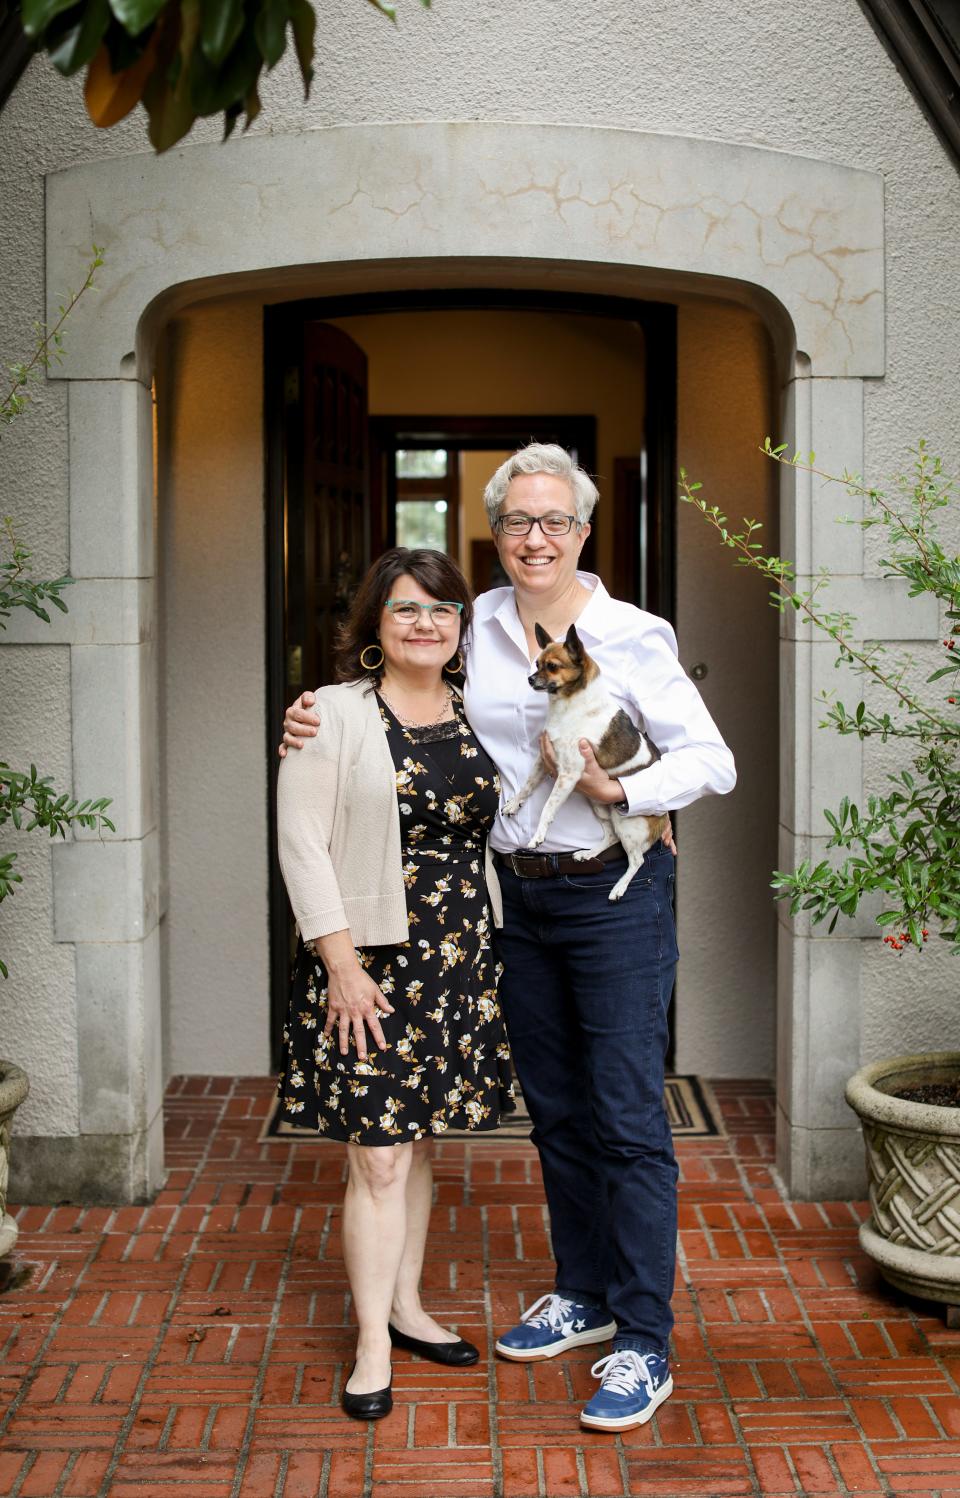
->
<box><xmin>483</xmin><ymin>443</ymin><xmax>599</xmax><ymax>527</ymax></box>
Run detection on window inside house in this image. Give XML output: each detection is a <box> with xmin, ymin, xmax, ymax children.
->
<box><xmin>394</xmin><ymin>448</ymin><xmax>458</xmax><ymax>554</ymax></box>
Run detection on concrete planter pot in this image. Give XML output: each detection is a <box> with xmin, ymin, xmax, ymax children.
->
<box><xmin>846</xmin><ymin>1052</ymin><xmax>960</xmax><ymax>1321</ymax></box>
<box><xmin>0</xmin><ymin>1060</ymin><xmax>29</xmax><ymax>1259</ymax></box>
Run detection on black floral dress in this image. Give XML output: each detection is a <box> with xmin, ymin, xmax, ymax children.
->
<box><xmin>278</xmin><ymin>694</ymin><xmax>515</xmax><ymax>1144</ymax></box>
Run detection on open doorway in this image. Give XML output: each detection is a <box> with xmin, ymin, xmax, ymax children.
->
<box><xmin>370</xmin><ymin>413</ymin><xmax>597</xmax><ymax>586</ymax></box>
<box><xmin>264</xmin><ymin>291</ymin><xmax>678</xmax><ymax>1061</ymax></box>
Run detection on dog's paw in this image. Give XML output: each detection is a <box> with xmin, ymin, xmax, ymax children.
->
<box><xmin>608</xmin><ymin>875</ymin><xmax>633</xmax><ymax>901</ymax></box>
<box><xmin>528</xmin><ymin>829</ymin><xmax>546</xmax><ymax>848</ymax></box>
<box><xmin>501</xmin><ymin>796</ymin><xmax>522</xmax><ymax>817</ymax></box>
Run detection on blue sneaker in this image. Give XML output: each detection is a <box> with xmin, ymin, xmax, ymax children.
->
<box><xmin>580</xmin><ymin>1349</ymin><xmax>673</xmax><ymax>1430</ymax></box>
<box><xmin>495</xmin><ymin>1292</ymin><xmax>616</xmax><ymax>1362</ymax></box>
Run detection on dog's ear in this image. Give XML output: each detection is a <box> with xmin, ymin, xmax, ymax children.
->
<box><xmin>564</xmin><ymin>624</ymin><xmax>583</xmax><ymax>662</ymax></box>
<box><xmin>534</xmin><ymin>623</ymin><xmax>552</xmax><ymax>650</ymax></box>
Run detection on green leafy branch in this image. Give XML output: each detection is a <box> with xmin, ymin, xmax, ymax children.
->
<box><xmin>680</xmin><ymin>441</ymin><xmax>959</xmax><ymax>951</ymax></box>
<box><xmin>0</xmin><ymin>767</ymin><xmax>115</xmax><ymax>976</ymax></box>
<box><xmin>0</xmin><ymin>519</ymin><xmax>72</xmax><ymax>627</ymax></box>
<box><xmin>1</xmin><ymin>250</ymin><xmax>103</xmax><ymax>427</ymax></box>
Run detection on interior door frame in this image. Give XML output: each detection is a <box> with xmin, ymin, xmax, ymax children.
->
<box><xmin>264</xmin><ymin>290</ymin><xmax>678</xmax><ymax>1066</ymax></box>
<box><xmin>369</xmin><ymin>413</ymin><xmax>597</xmax><ymax>576</ymax></box>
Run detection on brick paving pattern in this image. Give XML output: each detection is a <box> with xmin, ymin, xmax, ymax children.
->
<box><xmin>2</xmin><ymin>1077</ymin><xmax>960</xmax><ymax>1497</ymax></box>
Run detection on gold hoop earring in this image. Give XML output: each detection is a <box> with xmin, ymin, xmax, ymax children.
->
<box><xmin>360</xmin><ymin>644</ymin><xmax>385</xmax><ymax>671</ymax></box>
<box><xmin>444</xmin><ymin>652</ymin><xmax>464</xmax><ymax>675</ymax></box>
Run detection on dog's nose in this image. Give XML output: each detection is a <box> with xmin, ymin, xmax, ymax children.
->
<box><xmin>527</xmin><ymin>673</ymin><xmax>538</xmax><ymax>687</ymax></box>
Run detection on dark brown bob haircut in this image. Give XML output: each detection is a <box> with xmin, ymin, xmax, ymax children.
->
<box><xmin>334</xmin><ymin>548</ymin><xmax>474</xmax><ymax>685</ymax></box>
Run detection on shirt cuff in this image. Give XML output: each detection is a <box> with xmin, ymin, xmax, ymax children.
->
<box><xmin>617</xmin><ymin>763</ymin><xmax>669</xmax><ymax>817</ymax></box>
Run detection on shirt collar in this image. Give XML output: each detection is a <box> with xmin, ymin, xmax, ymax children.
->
<box><xmin>570</xmin><ymin>572</ymin><xmax>610</xmax><ymax>642</ymax></box>
<box><xmin>489</xmin><ymin>571</ymin><xmax>610</xmax><ymax>651</ymax></box>
<box><xmin>491</xmin><ymin>588</ymin><xmax>527</xmax><ymax>656</ymax></box>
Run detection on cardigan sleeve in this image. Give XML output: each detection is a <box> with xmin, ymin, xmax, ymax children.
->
<box><xmin>276</xmin><ymin>710</ymin><xmax>350</xmax><ymax>944</ymax></box>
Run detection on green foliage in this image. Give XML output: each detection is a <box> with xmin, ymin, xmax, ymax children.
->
<box><xmin>1</xmin><ymin>252</ymin><xmax>103</xmax><ymax>429</ymax></box>
<box><xmin>681</xmin><ymin>441</ymin><xmax>960</xmax><ymax>953</ymax></box>
<box><xmin>0</xmin><ymin>256</ymin><xmax>115</xmax><ymax>979</ymax></box>
<box><xmin>0</xmin><ymin>520</ymin><xmax>71</xmax><ymax>628</ymax></box>
<box><xmin>21</xmin><ymin>0</ymin><xmax>431</xmax><ymax>153</ymax></box>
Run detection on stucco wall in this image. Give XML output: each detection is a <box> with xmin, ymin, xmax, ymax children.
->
<box><xmin>1</xmin><ymin>0</ymin><xmax>959</xmax><ymax>1158</ymax></box>
<box><xmin>156</xmin><ymin>301</ymin><xmax>270</xmax><ymax>1077</ymax></box>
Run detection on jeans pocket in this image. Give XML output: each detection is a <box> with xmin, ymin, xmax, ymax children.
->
<box><xmin>560</xmin><ymin>865</ymin><xmax>655</xmax><ymax>893</ymax></box>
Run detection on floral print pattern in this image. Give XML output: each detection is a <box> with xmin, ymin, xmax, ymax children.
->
<box><xmin>279</xmin><ymin>695</ymin><xmax>515</xmax><ymax>1143</ymax></box>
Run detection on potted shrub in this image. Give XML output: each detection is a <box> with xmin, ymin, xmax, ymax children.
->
<box><xmin>682</xmin><ymin>441</ymin><xmax>960</xmax><ymax>1319</ymax></box>
<box><xmin>0</xmin><ymin>256</ymin><xmax>112</xmax><ymax>1259</ymax></box>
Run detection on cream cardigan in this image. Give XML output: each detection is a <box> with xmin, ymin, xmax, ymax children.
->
<box><xmin>277</xmin><ymin>679</ymin><xmax>503</xmax><ymax>946</ymax></box>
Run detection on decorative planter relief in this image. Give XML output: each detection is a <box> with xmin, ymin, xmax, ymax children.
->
<box><xmin>847</xmin><ymin>1052</ymin><xmax>960</xmax><ymax>1324</ymax></box>
<box><xmin>0</xmin><ymin>1060</ymin><xmax>29</xmax><ymax>1259</ymax></box>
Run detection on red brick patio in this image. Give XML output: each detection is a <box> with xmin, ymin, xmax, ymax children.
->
<box><xmin>1</xmin><ymin>1077</ymin><xmax>959</xmax><ymax>1498</ymax></box>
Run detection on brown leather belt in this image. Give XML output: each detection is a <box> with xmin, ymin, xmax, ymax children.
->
<box><xmin>494</xmin><ymin>843</ymin><xmax>626</xmax><ymax>879</ymax></box>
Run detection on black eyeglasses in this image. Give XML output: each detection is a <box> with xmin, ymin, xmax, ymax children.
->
<box><xmin>494</xmin><ymin>513</ymin><xmax>581</xmax><ymax>537</ymax></box>
<box><xmin>385</xmin><ymin>599</ymin><xmax>463</xmax><ymax>624</ymax></box>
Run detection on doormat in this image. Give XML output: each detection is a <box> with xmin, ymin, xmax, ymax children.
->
<box><xmin>260</xmin><ymin>1075</ymin><xmax>721</xmax><ymax>1143</ymax></box>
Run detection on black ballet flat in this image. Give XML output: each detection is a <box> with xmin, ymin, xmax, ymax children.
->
<box><xmin>342</xmin><ymin>1369</ymin><xmax>393</xmax><ymax>1421</ymax></box>
<box><xmin>388</xmin><ymin>1323</ymin><xmax>480</xmax><ymax>1366</ymax></box>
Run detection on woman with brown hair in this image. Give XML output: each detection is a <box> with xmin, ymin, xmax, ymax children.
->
<box><xmin>276</xmin><ymin>546</ymin><xmax>514</xmax><ymax>1421</ymax></box>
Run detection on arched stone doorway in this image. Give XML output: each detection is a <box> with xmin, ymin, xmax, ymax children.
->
<box><xmin>44</xmin><ymin>121</ymin><xmax>886</xmax><ymax>1199</ymax></box>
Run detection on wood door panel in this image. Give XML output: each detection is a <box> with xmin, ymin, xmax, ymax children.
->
<box><xmin>301</xmin><ymin>323</ymin><xmax>369</xmax><ymax>689</ymax></box>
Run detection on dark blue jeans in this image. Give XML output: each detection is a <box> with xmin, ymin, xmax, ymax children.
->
<box><xmin>494</xmin><ymin>841</ymin><xmax>679</xmax><ymax>1358</ymax></box>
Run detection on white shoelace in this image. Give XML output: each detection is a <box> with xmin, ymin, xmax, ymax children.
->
<box><xmin>519</xmin><ymin>1292</ymin><xmax>578</xmax><ymax>1331</ymax></box>
<box><xmin>591</xmin><ymin>1349</ymin><xmax>660</xmax><ymax>1398</ymax></box>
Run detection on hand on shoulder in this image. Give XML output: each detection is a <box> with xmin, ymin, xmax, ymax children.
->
<box><xmin>279</xmin><ymin>690</ymin><xmax>320</xmax><ymax>758</ymax></box>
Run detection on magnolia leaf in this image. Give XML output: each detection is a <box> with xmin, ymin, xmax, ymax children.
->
<box><xmin>222</xmin><ymin>98</ymin><xmax>243</xmax><ymax>139</ymax></box>
<box><xmin>255</xmin><ymin>0</ymin><xmax>288</xmax><ymax>67</ymax></box>
<box><xmin>142</xmin><ymin>1</ymin><xmax>201</xmax><ymax>150</ymax></box>
<box><xmin>243</xmin><ymin>77</ymin><xmax>262</xmax><ymax>128</ymax></box>
<box><xmin>199</xmin><ymin>0</ymin><xmax>244</xmax><ymax>65</ymax></box>
<box><xmin>289</xmin><ymin>0</ymin><xmax>315</xmax><ymax>91</ymax></box>
<box><xmin>21</xmin><ymin>0</ymin><xmax>80</xmax><ymax>39</ymax></box>
<box><xmin>189</xmin><ymin>31</ymin><xmax>260</xmax><ymax>116</ymax></box>
<box><xmin>85</xmin><ymin>34</ymin><xmax>157</xmax><ymax>126</ymax></box>
<box><xmin>107</xmin><ymin>0</ymin><xmax>168</xmax><ymax>37</ymax></box>
<box><xmin>144</xmin><ymin>67</ymin><xmax>197</xmax><ymax>151</ymax></box>
<box><xmin>47</xmin><ymin>0</ymin><xmax>111</xmax><ymax>75</ymax></box>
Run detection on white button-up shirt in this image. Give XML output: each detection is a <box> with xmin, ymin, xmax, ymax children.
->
<box><xmin>463</xmin><ymin>572</ymin><xmax>736</xmax><ymax>854</ymax></box>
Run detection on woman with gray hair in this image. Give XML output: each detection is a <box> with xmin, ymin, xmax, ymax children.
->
<box><xmin>481</xmin><ymin>441</ymin><xmax>601</xmax><ymax>527</ymax></box>
<box><xmin>282</xmin><ymin>441</ymin><xmax>735</xmax><ymax>1432</ymax></box>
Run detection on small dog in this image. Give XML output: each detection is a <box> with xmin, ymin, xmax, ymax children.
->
<box><xmin>501</xmin><ymin>623</ymin><xmax>668</xmax><ymax>901</ymax></box>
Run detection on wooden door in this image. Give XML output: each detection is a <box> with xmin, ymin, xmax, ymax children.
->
<box><xmin>290</xmin><ymin>323</ymin><xmax>369</xmax><ymax>694</ymax></box>
<box><xmin>266</xmin><ymin>318</ymin><xmax>369</xmax><ymax>1065</ymax></box>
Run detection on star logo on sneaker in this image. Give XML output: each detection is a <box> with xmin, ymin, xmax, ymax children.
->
<box><xmin>494</xmin><ymin>1293</ymin><xmax>617</xmax><ymax>1362</ymax></box>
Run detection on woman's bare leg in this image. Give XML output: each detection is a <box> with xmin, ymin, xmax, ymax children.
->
<box><xmin>389</xmin><ymin>1139</ymin><xmax>459</xmax><ymax>1343</ymax></box>
<box><xmin>342</xmin><ymin>1141</ymin><xmax>413</xmax><ymax>1393</ymax></box>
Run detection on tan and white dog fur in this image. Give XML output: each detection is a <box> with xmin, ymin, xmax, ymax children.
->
<box><xmin>502</xmin><ymin>623</ymin><xmax>668</xmax><ymax>901</ymax></box>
